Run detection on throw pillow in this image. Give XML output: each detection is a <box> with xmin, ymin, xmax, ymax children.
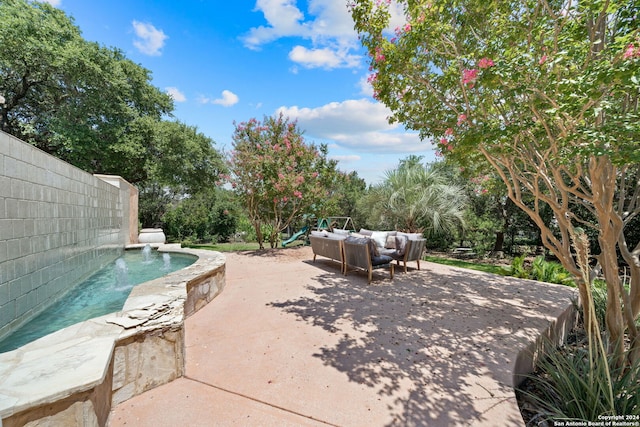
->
<box><xmin>370</xmin><ymin>231</ymin><xmax>388</xmax><ymax>249</ymax></box>
<box><xmin>395</xmin><ymin>235</ymin><xmax>408</xmax><ymax>256</ymax></box>
<box><xmin>385</xmin><ymin>234</ymin><xmax>396</xmax><ymax>249</ymax></box>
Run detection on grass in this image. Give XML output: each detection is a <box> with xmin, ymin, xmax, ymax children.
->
<box><xmin>182</xmin><ymin>242</ymin><xmax>262</xmax><ymax>251</ymax></box>
<box><xmin>182</xmin><ymin>240</ymin><xmax>307</xmax><ymax>252</ymax></box>
<box><xmin>183</xmin><ymin>243</ymin><xmax>505</xmax><ymax>276</ymax></box>
<box><xmin>423</xmin><ymin>255</ymin><xmax>504</xmax><ymax>275</ymax></box>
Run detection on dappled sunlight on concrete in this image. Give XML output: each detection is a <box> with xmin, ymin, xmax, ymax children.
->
<box><xmin>109</xmin><ymin>246</ymin><xmax>576</xmax><ymax>427</ymax></box>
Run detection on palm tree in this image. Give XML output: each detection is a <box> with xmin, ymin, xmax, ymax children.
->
<box><xmin>371</xmin><ymin>157</ymin><xmax>468</xmax><ymax>236</ymax></box>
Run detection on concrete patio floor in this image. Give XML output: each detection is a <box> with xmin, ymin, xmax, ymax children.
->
<box><xmin>108</xmin><ymin>245</ymin><xmax>576</xmax><ymax>427</ymax></box>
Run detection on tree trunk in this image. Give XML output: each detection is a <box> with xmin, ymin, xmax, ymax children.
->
<box><xmin>590</xmin><ymin>156</ymin><xmax>631</xmax><ymax>365</ymax></box>
<box><xmin>253</xmin><ymin>220</ymin><xmax>264</xmax><ymax>250</ymax></box>
<box><xmin>598</xmin><ymin>236</ymin><xmax>625</xmax><ymax>362</ymax></box>
<box><xmin>492</xmin><ymin>197</ymin><xmax>509</xmax><ymax>254</ymax></box>
<box><xmin>492</xmin><ymin>231</ymin><xmax>504</xmax><ymax>253</ymax></box>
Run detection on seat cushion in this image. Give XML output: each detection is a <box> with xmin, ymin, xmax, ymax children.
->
<box><xmin>345</xmin><ymin>236</ymin><xmax>367</xmax><ymax>246</ymax></box>
<box><xmin>398</xmin><ymin>231</ymin><xmax>423</xmax><ymax>241</ymax></box>
<box><xmin>358</xmin><ymin>229</ymin><xmax>373</xmax><ymax>236</ymax></box>
<box><xmin>380</xmin><ymin>248</ymin><xmax>396</xmax><ymax>256</ymax></box>
<box><xmin>371</xmin><ymin>254</ymin><xmax>393</xmax><ymax>266</ymax></box>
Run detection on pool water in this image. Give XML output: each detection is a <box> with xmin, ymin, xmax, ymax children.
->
<box><xmin>0</xmin><ymin>249</ymin><xmax>196</xmax><ymax>353</ymax></box>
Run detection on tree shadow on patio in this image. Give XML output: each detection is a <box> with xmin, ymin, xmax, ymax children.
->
<box><xmin>269</xmin><ymin>261</ymin><xmax>576</xmax><ymax>426</ymax></box>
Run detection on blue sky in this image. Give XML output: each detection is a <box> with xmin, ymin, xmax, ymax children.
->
<box><xmin>46</xmin><ymin>0</ymin><xmax>437</xmax><ymax>185</ymax></box>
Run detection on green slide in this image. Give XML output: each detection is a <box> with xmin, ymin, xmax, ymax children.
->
<box><xmin>281</xmin><ymin>225</ymin><xmax>310</xmax><ymax>247</ymax></box>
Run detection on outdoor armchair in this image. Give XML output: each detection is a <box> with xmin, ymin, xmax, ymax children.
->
<box><xmin>389</xmin><ymin>238</ymin><xmax>426</xmax><ymax>273</ymax></box>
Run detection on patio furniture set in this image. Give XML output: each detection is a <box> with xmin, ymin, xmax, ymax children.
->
<box><xmin>309</xmin><ymin>229</ymin><xmax>427</xmax><ymax>283</ymax></box>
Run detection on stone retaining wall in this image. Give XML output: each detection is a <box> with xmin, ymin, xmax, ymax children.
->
<box><xmin>0</xmin><ymin>246</ymin><xmax>226</xmax><ymax>427</ymax></box>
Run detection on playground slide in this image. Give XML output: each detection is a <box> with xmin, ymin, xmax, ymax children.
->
<box><xmin>281</xmin><ymin>225</ymin><xmax>309</xmax><ymax>247</ymax></box>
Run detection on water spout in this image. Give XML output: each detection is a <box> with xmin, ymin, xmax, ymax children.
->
<box><xmin>115</xmin><ymin>258</ymin><xmax>128</xmax><ymax>289</ymax></box>
<box><xmin>162</xmin><ymin>253</ymin><xmax>171</xmax><ymax>271</ymax></box>
<box><xmin>142</xmin><ymin>244</ymin><xmax>153</xmax><ymax>263</ymax></box>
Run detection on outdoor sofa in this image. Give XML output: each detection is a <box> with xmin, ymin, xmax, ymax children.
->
<box><xmin>356</xmin><ymin>229</ymin><xmax>427</xmax><ymax>273</ymax></box>
<box><xmin>342</xmin><ymin>236</ymin><xmax>394</xmax><ymax>283</ymax></box>
<box><xmin>309</xmin><ymin>234</ymin><xmax>346</xmax><ymax>273</ymax></box>
<box><xmin>308</xmin><ymin>228</ymin><xmax>426</xmax><ymax>282</ymax></box>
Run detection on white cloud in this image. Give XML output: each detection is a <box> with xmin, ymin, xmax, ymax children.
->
<box><xmin>277</xmin><ymin>99</ymin><xmax>431</xmax><ymax>154</ymax></box>
<box><xmin>306</xmin><ymin>0</ymin><xmax>360</xmax><ymax>43</ymax></box>
<box><xmin>199</xmin><ymin>90</ymin><xmax>239</xmax><ymax>107</ymax></box>
<box><xmin>165</xmin><ymin>87</ymin><xmax>186</xmax><ymax>103</ymax></box>
<box><xmin>242</xmin><ymin>0</ymin><xmax>306</xmax><ymax>48</ymax></box>
<box><xmin>330</xmin><ymin>154</ymin><xmax>361</xmax><ymax>163</ymax></box>
<box><xmin>242</xmin><ymin>0</ymin><xmax>363</xmax><ymax>69</ymax></box>
<box><xmin>357</xmin><ymin>75</ymin><xmax>374</xmax><ymax>97</ymax></box>
<box><xmin>213</xmin><ymin>90</ymin><xmax>239</xmax><ymax>107</ymax></box>
<box><xmin>280</xmin><ymin>99</ymin><xmax>393</xmax><ymax>134</ymax></box>
<box><xmin>289</xmin><ymin>45</ymin><xmax>360</xmax><ymax>69</ymax></box>
<box><xmin>289</xmin><ymin>46</ymin><xmax>338</xmax><ymax>68</ymax></box>
<box><xmin>132</xmin><ymin>21</ymin><xmax>168</xmax><ymax>56</ymax></box>
<box><xmin>386</xmin><ymin>1</ymin><xmax>409</xmax><ymax>34</ymax></box>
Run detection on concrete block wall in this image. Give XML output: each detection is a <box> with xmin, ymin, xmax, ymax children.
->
<box><xmin>0</xmin><ymin>131</ymin><xmax>138</xmax><ymax>340</ymax></box>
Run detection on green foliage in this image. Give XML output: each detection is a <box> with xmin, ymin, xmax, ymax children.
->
<box><xmin>229</xmin><ymin>114</ymin><xmax>340</xmax><ymax>249</ymax></box>
<box><xmin>0</xmin><ymin>0</ymin><xmax>226</xmax><ymax>225</ymax></box>
<box><xmin>145</xmin><ymin>120</ymin><xmax>226</xmax><ymax>193</ymax></box>
<box><xmin>520</xmin><ymin>339</ymin><xmax>640</xmax><ymax>422</ymax></box>
<box><xmin>502</xmin><ymin>256</ymin><xmax>575</xmax><ymax>286</ymax></box>
<box><xmin>138</xmin><ymin>184</ymin><xmax>173</xmax><ymax>229</ymax></box>
<box><xmin>134</xmin><ymin>119</ymin><xmax>227</xmax><ymax>227</ymax></box>
<box><xmin>530</xmin><ymin>257</ymin><xmax>576</xmax><ymax>287</ymax></box>
<box><xmin>460</xmin><ymin>215</ymin><xmax>498</xmax><ymax>254</ymax></box>
<box><xmin>331</xmin><ymin>171</ymin><xmax>368</xmax><ymax>229</ymax></box>
<box><xmin>162</xmin><ymin>188</ymin><xmax>238</xmax><ymax>244</ymax></box>
<box><xmin>234</xmin><ymin>214</ymin><xmax>258</xmax><ymax>242</ymax></box>
<box><xmin>362</xmin><ymin>157</ymin><xmax>467</xmax><ymax>236</ymax></box>
<box><xmin>0</xmin><ymin>0</ymin><xmax>173</xmax><ymax>175</ymax></box>
<box><xmin>505</xmin><ymin>255</ymin><xmax>530</xmax><ymax>279</ymax></box>
<box><xmin>351</xmin><ymin>0</ymin><xmax>640</xmax><ymax>362</ymax></box>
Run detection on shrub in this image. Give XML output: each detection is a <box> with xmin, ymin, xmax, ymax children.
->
<box><xmin>519</xmin><ymin>338</ymin><xmax>640</xmax><ymax>422</ymax></box>
<box><xmin>501</xmin><ymin>255</ymin><xmax>530</xmax><ymax>279</ymax></box>
<box><xmin>162</xmin><ymin>188</ymin><xmax>237</xmax><ymax>243</ymax></box>
<box><xmin>530</xmin><ymin>256</ymin><xmax>575</xmax><ymax>287</ymax></box>
<box><xmin>502</xmin><ymin>256</ymin><xmax>574</xmax><ymax>286</ymax></box>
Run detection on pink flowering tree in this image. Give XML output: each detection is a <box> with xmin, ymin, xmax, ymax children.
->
<box><xmin>351</xmin><ymin>0</ymin><xmax>640</xmax><ymax>364</ymax></box>
<box><xmin>229</xmin><ymin>114</ymin><xmax>339</xmax><ymax>249</ymax></box>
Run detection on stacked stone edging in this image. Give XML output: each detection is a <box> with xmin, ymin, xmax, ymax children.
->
<box><xmin>0</xmin><ymin>247</ymin><xmax>225</xmax><ymax>427</ymax></box>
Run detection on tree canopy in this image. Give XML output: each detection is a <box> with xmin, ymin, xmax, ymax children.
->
<box><xmin>0</xmin><ymin>0</ymin><xmax>173</xmax><ymax>174</ymax></box>
<box><xmin>229</xmin><ymin>114</ymin><xmax>340</xmax><ymax>248</ymax></box>
<box><xmin>351</xmin><ymin>0</ymin><xmax>640</xmax><ymax>364</ymax></box>
<box><xmin>363</xmin><ymin>156</ymin><xmax>468</xmax><ymax>235</ymax></box>
<box><xmin>0</xmin><ymin>0</ymin><xmax>227</xmax><ymax>229</ymax></box>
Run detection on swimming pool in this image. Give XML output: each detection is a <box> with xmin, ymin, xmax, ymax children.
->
<box><xmin>0</xmin><ymin>247</ymin><xmax>197</xmax><ymax>353</ymax></box>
